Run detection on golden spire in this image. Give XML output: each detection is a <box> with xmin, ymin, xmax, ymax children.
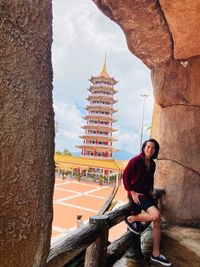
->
<box><xmin>98</xmin><ymin>53</ymin><xmax>110</xmax><ymax>78</ymax></box>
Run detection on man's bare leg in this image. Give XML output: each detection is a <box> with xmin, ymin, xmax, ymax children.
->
<box><xmin>127</xmin><ymin>206</ymin><xmax>161</xmax><ymax>256</ymax></box>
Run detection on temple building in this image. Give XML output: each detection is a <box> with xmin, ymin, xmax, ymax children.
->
<box><xmin>77</xmin><ymin>59</ymin><xmax>118</xmax><ymax>160</ymax></box>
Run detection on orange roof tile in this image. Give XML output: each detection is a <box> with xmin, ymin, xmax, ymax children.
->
<box><xmin>55</xmin><ymin>154</ymin><xmax>125</xmax><ymax>171</ymax></box>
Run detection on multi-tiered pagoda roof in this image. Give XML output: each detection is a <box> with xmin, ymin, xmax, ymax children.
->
<box><xmin>77</xmin><ymin>58</ymin><xmax>118</xmax><ymax>160</ymax></box>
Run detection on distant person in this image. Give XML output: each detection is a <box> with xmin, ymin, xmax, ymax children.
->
<box><xmin>123</xmin><ymin>139</ymin><xmax>172</xmax><ymax>266</ymax></box>
<box><xmin>62</xmin><ymin>171</ymin><xmax>65</xmax><ymax>180</ymax></box>
<box><xmin>77</xmin><ymin>213</ymin><xmax>84</xmax><ymax>228</ymax></box>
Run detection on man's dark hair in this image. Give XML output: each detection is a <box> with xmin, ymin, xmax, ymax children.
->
<box><xmin>141</xmin><ymin>138</ymin><xmax>160</xmax><ymax>159</ymax></box>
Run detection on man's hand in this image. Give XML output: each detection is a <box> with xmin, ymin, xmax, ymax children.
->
<box><xmin>131</xmin><ymin>191</ymin><xmax>144</xmax><ymax>205</ymax></box>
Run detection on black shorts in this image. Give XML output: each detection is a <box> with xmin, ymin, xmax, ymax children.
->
<box><xmin>128</xmin><ymin>194</ymin><xmax>157</xmax><ymax>215</ymax></box>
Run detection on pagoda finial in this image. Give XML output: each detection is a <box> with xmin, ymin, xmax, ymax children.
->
<box><xmin>103</xmin><ymin>52</ymin><xmax>107</xmax><ymax>71</ymax></box>
<box><xmin>98</xmin><ymin>53</ymin><xmax>110</xmax><ymax>78</ymax></box>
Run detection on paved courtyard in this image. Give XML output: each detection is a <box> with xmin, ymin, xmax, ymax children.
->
<box><xmin>51</xmin><ymin>176</ymin><xmax>128</xmax><ymax>245</ymax></box>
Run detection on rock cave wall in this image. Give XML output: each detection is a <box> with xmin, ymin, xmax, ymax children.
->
<box><xmin>93</xmin><ymin>0</ymin><xmax>200</xmax><ymax>225</ymax></box>
<box><xmin>0</xmin><ymin>1</ymin><xmax>54</xmax><ymax>266</ymax></box>
<box><xmin>0</xmin><ymin>1</ymin><xmax>199</xmax><ymax>266</ymax></box>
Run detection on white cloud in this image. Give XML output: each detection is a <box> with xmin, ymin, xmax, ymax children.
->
<box><xmin>116</xmin><ymin>130</ymin><xmax>139</xmax><ymax>153</ymax></box>
<box><xmin>54</xmin><ymin>101</ymin><xmax>84</xmax><ymax>152</ymax></box>
<box><xmin>52</xmin><ymin>0</ymin><xmax>154</xmax><ymax>155</ymax></box>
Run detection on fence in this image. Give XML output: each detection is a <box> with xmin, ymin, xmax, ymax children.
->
<box><xmin>46</xmin><ymin>189</ymin><xmax>164</xmax><ymax>267</ymax></box>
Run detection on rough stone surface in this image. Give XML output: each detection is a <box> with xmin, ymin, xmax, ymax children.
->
<box><xmin>158</xmin><ymin>106</ymin><xmax>200</xmax><ymax>173</ymax></box>
<box><xmin>155</xmin><ymin>160</ymin><xmax>200</xmax><ymax>225</ymax></box>
<box><xmin>160</xmin><ymin>0</ymin><xmax>200</xmax><ymax>59</ymax></box>
<box><xmin>92</xmin><ymin>0</ymin><xmax>172</xmax><ymax>68</ymax></box>
<box><xmin>113</xmin><ymin>229</ymin><xmax>200</xmax><ymax>266</ymax></box>
<box><xmin>151</xmin><ymin>57</ymin><xmax>200</xmax><ymax>224</ymax></box>
<box><xmin>152</xmin><ymin>57</ymin><xmax>200</xmax><ymax>107</ymax></box>
<box><xmin>163</xmin><ymin>225</ymin><xmax>200</xmax><ymax>257</ymax></box>
<box><xmin>93</xmin><ymin>0</ymin><xmax>200</xmax><ymax>225</ymax></box>
<box><xmin>0</xmin><ymin>1</ymin><xmax>54</xmax><ymax>267</ymax></box>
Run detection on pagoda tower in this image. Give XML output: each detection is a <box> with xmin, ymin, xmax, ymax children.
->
<box><xmin>77</xmin><ymin>58</ymin><xmax>118</xmax><ymax>159</ymax></box>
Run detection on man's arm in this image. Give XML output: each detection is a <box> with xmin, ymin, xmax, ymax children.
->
<box><xmin>122</xmin><ymin>158</ymin><xmax>134</xmax><ymax>192</ymax></box>
<box><xmin>123</xmin><ymin>158</ymin><xmax>143</xmax><ymax>204</ymax></box>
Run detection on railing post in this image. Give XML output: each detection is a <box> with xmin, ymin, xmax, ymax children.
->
<box><xmin>84</xmin><ymin>215</ymin><xmax>109</xmax><ymax>267</ymax></box>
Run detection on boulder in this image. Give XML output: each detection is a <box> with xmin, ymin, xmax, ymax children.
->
<box><xmin>155</xmin><ymin>160</ymin><xmax>200</xmax><ymax>226</ymax></box>
<box><xmin>93</xmin><ymin>0</ymin><xmax>200</xmax><ymax>225</ymax></box>
<box><xmin>93</xmin><ymin>0</ymin><xmax>172</xmax><ymax>68</ymax></box>
<box><xmin>160</xmin><ymin>0</ymin><xmax>200</xmax><ymax>59</ymax></box>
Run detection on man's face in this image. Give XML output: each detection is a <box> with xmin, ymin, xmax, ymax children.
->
<box><xmin>144</xmin><ymin>141</ymin><xmax>156</xmax><ymax>159</ymax></box>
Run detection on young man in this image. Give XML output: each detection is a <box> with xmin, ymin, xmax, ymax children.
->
<box><xmin>123</xmin><ymin>139</ymin><xmax>172</xmax><ymax>266</ymax></box>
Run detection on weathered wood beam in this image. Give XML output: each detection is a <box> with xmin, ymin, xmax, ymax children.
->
<box><xmin>107</xmin><ymin>230</ymin><xmax>134</xmax><ymax>265</ymax></box>
<box><xmin>97</xmin><ymin>186</ymin><xmax>119</xmax><ymax>215</ymax></box>
<box><xmin>85</xmin><ymin>215</ymin><xmax>109</xmax><ymax>267</ymax></box>
<box><xmin>46</xmin><ymin>224</ymin><xmax>99</xmax><ymax>267</ymax></box>
<box><xmin>46</xmin><ymin>204</ymin><xmax>130</xmax><ymax>267</ymax></box>
<box><xmin>106</xmin><ymin>203</ymin><xmax>131</xmax><ymax>228</ymax></box>
<box><xmin>46</xmin><ymin>189</ymin><xmax>164</xmax><ymax>266</ymax></box>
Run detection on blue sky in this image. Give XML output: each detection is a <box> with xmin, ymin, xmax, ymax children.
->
<box><xmin>52</xmin><ymin>0</ymin><xmax>154</xmax><ymax>155</ymax></box>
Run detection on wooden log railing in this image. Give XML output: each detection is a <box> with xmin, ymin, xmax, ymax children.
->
<box><xmin>46</xmin><ymin>188</ymin><xmax>164</xmax><ymax>267</ymax></box>
<box><xmin>97</xmin><ymin>185</ymin><xmax>119</xmax><ymax>215</ymax></box>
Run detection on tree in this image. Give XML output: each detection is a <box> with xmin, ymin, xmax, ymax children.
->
<box><xmin>55</xmin><ymin>150</ymin><xmax>62</xmax><ymax>155</ymax></box>
<box><xmin>63</xmin><ymin>148</ymin><xmax>72</xmax><ymax>156</ymax></box>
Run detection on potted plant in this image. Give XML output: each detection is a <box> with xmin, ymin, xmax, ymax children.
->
<box><xmin>76</xmin><ymin>173</ymin><xmax>81</xmax><ymax>181</ymax></box>
<box><xmin>99</xmin><ymin>176</ymin><xmax>104</xmax><ymax>185</ymax></box>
